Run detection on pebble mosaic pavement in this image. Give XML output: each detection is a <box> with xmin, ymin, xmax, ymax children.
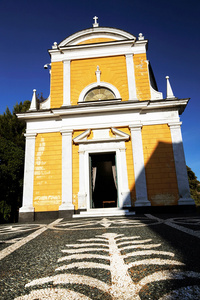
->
<box><xmin>0</xmin><ymin>213</ymin><xmax>200</xmax><ymax>299</ymax></box>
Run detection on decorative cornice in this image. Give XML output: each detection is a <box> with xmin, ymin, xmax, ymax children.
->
<box><xmin>58</xmin><ymin>27</ymin><xmax>136</xmax><ymax>47</ymax></box>
<box><xmin>17</xmin><ymin>98</ymin><xmax>189</xmax><ymax>121</ymax></box>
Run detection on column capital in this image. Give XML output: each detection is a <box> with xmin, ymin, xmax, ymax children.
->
<box><xmin>125</xmin><ymin>53</ymin><xmax>133</xmax><ymax>59</ymax></box>
<box><xmin>119</xmin><ymin>147</ymin><xmax>126</xmax><ymax>152</ymax></box>
<box><xmin>24</xmin><ymin>133</ymin><xmax>37</xmax><ymax>139</ymax></box>
<box><xmin>168</xmin><ymin>122</ymin><xmax>182</xmax><ymax>129</ymax></box>
<box><xmin>60</xmin><ymin>129</ymin><xmax>73</xmax><ymax>135</ymax></box>
<box><xmin>129</xmin><ymin>123</ymin><xmax>143</xmax><ymax>131</ymax></box>
<box><xmin>78</xmin><ymin>150</ymin><xmax>85</xmax><ymax>154</ymax></box>
<box><xmin>63</xmin><ymin>59</ymin><xmax>71</xmax><ymax>64</ymax></box>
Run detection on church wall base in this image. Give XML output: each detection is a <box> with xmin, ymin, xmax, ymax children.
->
<box><xmin>18</xmin><ymin>212</ymin><xmax>34</xmax><ymax>223</ymax></box>
<box><xmin>59</xmin><ymin>210</ymin><xmax>74</xmax><ymax>218</ymax></box>
<box><xmin>134</xmin><ymin>205</ymin><xmax>196</xmax><ymax>214</ymax></box>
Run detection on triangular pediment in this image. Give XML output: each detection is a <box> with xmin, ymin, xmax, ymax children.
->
<box><xmin>73</xmin><ymin>128</ymin><xmax>130</xmax><ymax>144</ymax></box>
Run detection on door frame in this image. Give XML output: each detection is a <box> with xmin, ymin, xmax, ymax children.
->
<box><xmin>78</xmin><ymin>141</ymin><xmax>131</xmax><ymax>210</ymax></box>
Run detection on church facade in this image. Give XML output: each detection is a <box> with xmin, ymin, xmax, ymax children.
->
<box><xmin>18</xmin><ymin>18</ymin><xmax>194</xmax><ymax>221</ymax></box>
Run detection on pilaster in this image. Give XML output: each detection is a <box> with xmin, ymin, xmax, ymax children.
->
<box><xmin>129</xmin><ymin>124</ymin><xmax>151</xmax><ymax>206</ymax></box>
<box><xmin>59</xmin><ymin>130</ymin><xmax>74</xmax><ymax>213</ymax></box>
<box><xmin>119</xmin><ymin>147</ymin><xmax>131</xmax><ymax>207</ymax></box>
<box><xmin>125</xmin><ymin>54</ymin><xmax>138</xmax><ymax>101</ymax></box>
<box><xmin>63</xmin><ymin>60</ymin><xmax>71</xmax><ymax>106</ymax></box>
<box><xmin>169</xmin><ymin>122</ymin><xmax>195</xmax><ymax>205</ymax></box>
<box><xmin>19</xmin><ymin>133</ymin><xmax>36</xmax><ymax>221</ymax></box>
<box><xmin>78</xmin><ymin>149</ymin><xmax>87</xmax><ymax>208</ymax></box>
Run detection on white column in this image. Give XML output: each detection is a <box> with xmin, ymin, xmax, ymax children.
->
<box><xmin>129</xmin><ymin>124</ymin><xmax>151</xmax><ymax>206</ymax></box>
<box><xmin>78</xmin><ymin>149</ymin><xmax>87</xmax><ymax>208</ymax></box>
<box><xmin>63</xmin><ymin>60</ymin><xmax>71</xmax><ymax>106</ymax></box>
<box><xmin>19</xmin><ymin>133</ymin><xmax>36</xmax><ymax>213</ymax></box>
<box><xmin>125</xmin><ymin>54</ymin><xmax>137</xmax><ymax>101</ymax></box>
<box><xmin>59</xmin><ymin>130</ymin><xmax>74</xmax><ymax>210</ymax></box>
<box><xmin>118</xmin><ymin>147</ymin><xmax>131</xmax><ymax>207</ymax></box>
<box><xmin>169</xmin><ymin>122</ymin><xmax>195</xmax><ymax>205</ymax></box>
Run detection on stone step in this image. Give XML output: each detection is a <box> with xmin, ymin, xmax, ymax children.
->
<box><xmin>73</xmin><ymin>208</ymin><xmax>135</xmax><ymax>218</ymax></box>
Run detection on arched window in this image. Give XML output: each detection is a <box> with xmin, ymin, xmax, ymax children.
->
<box><xmin>78</xmin><ymin>82</ymin><xmax>121</xmax><ymax>103</ymax></box>
<box><xmin>84</xmin><ymin>87</ymin><xmax>115</xmax><ymax>102</ymax></box>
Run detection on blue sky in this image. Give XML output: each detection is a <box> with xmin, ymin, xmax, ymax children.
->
<box><xmin>0</xmin><ymin>0</ymin><xmax>199</xmax><ymax>180</ymax></box>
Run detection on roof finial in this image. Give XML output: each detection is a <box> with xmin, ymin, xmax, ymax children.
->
<box><xmin>166</xmin><ymin>76</ymin><xmax>175</xmax><ymax>99</ymax></box>
<box><xmin>138</xmin><ymin>33</ymin><xmax>144</xmax><ymax>40</ymax></box>
<box><xmin>29</xmin><ymin>89</ymin><xmax>37</xmax><ymax>111</ymax></box>
<box><xmin>93</xmin><ymin>16</ymin><xmax>99</xmax><ymax>27</ymax></box>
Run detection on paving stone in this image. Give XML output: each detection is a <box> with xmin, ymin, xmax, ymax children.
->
<box><xmin>0</xmin><ymin>213</ymin><xmax>200</xmax><ymax>299</ymax></box>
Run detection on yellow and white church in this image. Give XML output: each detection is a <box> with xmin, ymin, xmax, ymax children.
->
<box><xmin>18</xmin><ymin>17</ymin><xmax>194</xmax><ymax>221</ymax></box>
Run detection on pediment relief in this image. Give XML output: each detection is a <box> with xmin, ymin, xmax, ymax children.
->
<box><xmin>73</xmin><ymin>128</ymin><xmax>130</xmax><ymax>144</ymax></box>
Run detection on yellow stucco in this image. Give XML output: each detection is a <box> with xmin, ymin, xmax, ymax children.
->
<box><xmin>134</xmin><ymin>53</ymin><xmax>151</xmax><ymax>100</ymax></box>
<box><xmin>78</xmin><ymin>38</ymin><xmax>116</xmax><ymax>45</ymax></box>
<box><xmin>50</xmin><ymin>62</ymin><xmax>63</xmax><ymax>108</ymax></box>
<box><xmin>142</xmin><ymin>124</ymin><xmax>179</xmax><ymax>205</ymax></box>
<box><xmin>70</xmin><ymin>56</ymin><xmax>129</xmax><ymax>105</ymax></box>
<box><xmin>33</xmin><ymin>132</ymin><xmax>62</xmax><ymax>212</ymax></box>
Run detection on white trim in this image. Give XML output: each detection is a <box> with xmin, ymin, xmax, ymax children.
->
<box><xmin>49</xmin><ymin>42</ymin><xmax>146</xmax><ymax>62</ymax></box>
<box><xmin>125</xmin><ymin>54</ymin><xmax>137</xmax><ymax>101</ymax></box>
<box><xmin>78</xmin><ymin>141</ymin><xmax>131</xmax><ymax>210</ymax></box>
<box><xmin>19</xmin><ymin>133</ymin><xmax>36</xmax><ymax>213</ymax></box>
<box><xmin>58</xmin><ymin>27</ymin><xmax>136</xmax><ymax>46</ymax></box>
<box><xmin>40</xmin><ymin>95</ymin><xmax>51</xmax><ymax>110</ymax></box>
<box><xmin>168</xmin><ymin>122</ymin><xmax>195</xmax><ymax>205</ymax></box>
<box><xmin>146</xmin><ymin>60</ymin><xmax>163</xmax><ymax>100</ymax></box>
<box><xmin>78</xmin><ymin>82</ymin><xmax>121</xmax><ymax>103</ymax></box>
<box><xmin>129</xmin><ymin>124</ymin><xmax>151</xmax><ymax>206</ymax></box>
<box><xmin>150</xmin><ymin>85</ymin><xmax>163</xmax><ymax>100</ymax></box>
<box><xmin>73</xmin><ymin>128</ymin><xmax>130</xmax><ymax>144</ymax></box>
<box><xmin>63</xmin><ymin>60</ymin><xmax>71</xmax><ymax>106</ymax></box>
<box><xmin>17</xmin><ymin>99</ymin><xmax>189</xmax><ymax>121</ymax></box>
<box><xmin>59</xmin><ymin>130</ymin><xmax>74</xmax><ymax>210</ymax></box>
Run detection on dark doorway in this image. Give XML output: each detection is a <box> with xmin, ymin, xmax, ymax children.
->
<box><xmin>90</xmin><ymin>153</ymin><xmax>118</xmax><ymax>208</ymax></box>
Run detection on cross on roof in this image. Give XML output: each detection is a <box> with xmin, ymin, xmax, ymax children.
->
<box><xmin>93</xmin><ymin>16</ymin><xmax>99</xmax><ymax>27</ymax></box>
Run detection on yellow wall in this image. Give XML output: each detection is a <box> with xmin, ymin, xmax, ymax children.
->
<box><xmin>134</xmin><ymin>53</ymin><xmax>151</xmax><ymax>100</ymax></box>
<box><xmin>117</xmin><ymin>127</ymin><xmax>136</xmax><ymax>204</ymax></box>
<box><xmin>33</xmin><ymin>132</ymin><xmax>62</xmax><ymax>212</ymax></box>
<box><xmin>142</xmin><ymin>124</ymin><xmax>179</xmax><ymax>205</ymax></box>
<box><xmin>78</xmin><ymin>38</ymin><xmax>116</xmax><ymax>44</ymax></box>
<box><xmin>50</xmin><ymin>62</ymin><xmax>63</xmax><ymax>108</ymax></box>
<box><xmin>70</xmin><ymin>56</ymin><xmax>129</xmax><ymax>105</ymax></box>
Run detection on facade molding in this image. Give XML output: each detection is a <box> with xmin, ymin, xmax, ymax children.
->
<box><xmin>59</xmin><ymin>130</ymin><xmax>74</xmax><ymax>211</ymax></box>
<box><xmin>168</xmin><ymin>122</ymin><xmax>195</xmax><ymax>205</ymax></box>
<box><xmin>78</xmin><ymin>81</ymin><xmax>121</xmax><ymax>103</ymax></box>
<box><xmin>129</xmin><ymin>124</ymin><xmax>151</xmax><ymax>207</ymax></box>
<box><xmin>63</xmin><ymin>60</ymin><xmax>71</xmax><ymax>106</ymax></box>
<box><xmin>19</xmin><ymin>133</ymin><xmax>37</xmax><ymax>213</ymax></box>
<box><xmin>78</xmin><ymin>141</ymin><xmax>131</xmax><ymax>210</ymax></box>
<box><xmin>125</xmin><ymin>54</ymin><xmax>138</xmax><ymax>101</ymax></box>
<box><xmin>58</xmin><ymin>27</ymin><xmax>136</xmax><ymax>46</ymax></box>
<box><xmin>50</xmin><ymin>41</ymin><xmax>147</xmax><ymax>62</ymax></box>
<box><xmin>17</xmin><ymin>99</ymin><xmax>189</xmax><ymax>121</ymax></box>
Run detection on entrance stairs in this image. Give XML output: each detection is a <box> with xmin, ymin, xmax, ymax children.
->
<box><xmin>73</xmin><ymin>208</ymin><xmax>135</xmax><ymax>218</ymax></box>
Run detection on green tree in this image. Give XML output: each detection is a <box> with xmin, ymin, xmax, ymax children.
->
<box><xmin>0</xmin><ymin>101</ymin><xmax>30</xmax><ymax>223</ymax></box>
<box><xmin>187</xmin><ymin>166</ymin><xmax>200</xmax><ymax>206</ymax></box>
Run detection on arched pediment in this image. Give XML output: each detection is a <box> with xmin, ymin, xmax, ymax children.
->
<box><xmin>58</xmin><ymin>27</ymin><xmax>136</xmax><ymax>47</ymax></box>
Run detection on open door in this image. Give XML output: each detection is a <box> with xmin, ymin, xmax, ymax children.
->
<box><xmin>90</xmin><ymin>153</ymin><xmax>117</xmax><ymax>208</ymax></box>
